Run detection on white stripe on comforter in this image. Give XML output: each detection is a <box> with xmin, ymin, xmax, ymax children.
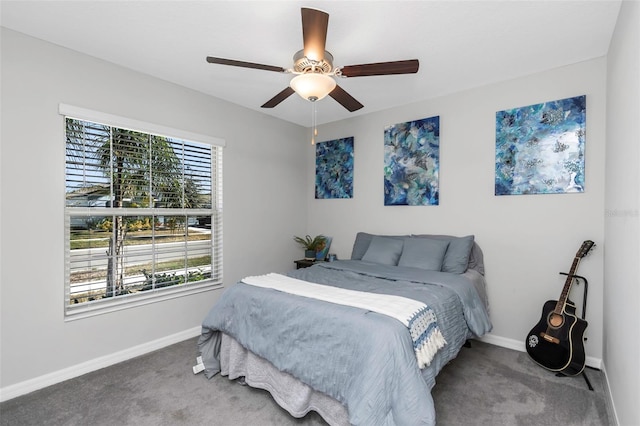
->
<box><xmin>241</xmin><ymin>272</ymin><xmax>447</xmax><ymax>368</ymax></box>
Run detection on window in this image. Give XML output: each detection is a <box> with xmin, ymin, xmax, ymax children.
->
<box><xmin>61</xmin><ymin>105</ymin><xmax>223</xmax><ymax>318</ymax></box>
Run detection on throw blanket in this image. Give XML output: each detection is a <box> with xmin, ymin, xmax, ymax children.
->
<box><xmin>242</xmin><ymin>273</ymin><xmax>447</xmax><ymax>368</ymax></box>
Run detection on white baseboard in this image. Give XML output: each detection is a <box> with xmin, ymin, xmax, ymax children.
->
<box><xmin>0</xmin><ymin>330</ymin><xmax>607</xmax><ymax>405</ymax></box>
<box><xmin>0</xmin><ymin>326</ymin><xmax>201</xmax><ymax>402</ymax></box>
<box><xmin>600</xmin><ymin>362</ymin><xmax>620</xmax><ymax>426</ymax></box>
<box><xmin>477</xmin><ymin>333</ymin><xmax>603</xmax><ymax>369</ymax></box>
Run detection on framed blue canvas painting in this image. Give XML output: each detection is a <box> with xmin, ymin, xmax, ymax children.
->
<box><xmin>315</xmin><ymin>137</ymin><xmax>354</xmax><ymax>199</ymax></box>
<box><xmin>384</xmin><ymin>116</ymin><xmax>440</xmax><ymax>206</ymax></box>
<box><xmin>316</xmin><ymin>236</ymin><xmax>332</xmax><ymax>261</ymax></box>
<box><xmin>495</xmin><ymin>95</ymin><xmax>586</xmax><ymax>195</ymax></box>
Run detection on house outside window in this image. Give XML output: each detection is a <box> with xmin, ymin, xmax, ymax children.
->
<box><xmin>61</xmin><ymin>105</ymin><xmax>223</xmax><ymax>318</ymax></box>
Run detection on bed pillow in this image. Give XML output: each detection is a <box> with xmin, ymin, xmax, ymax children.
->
<box><xmin>351</xmin><ymin>232</ymin><xmax>375</xmax><ymax>260</ymax></box>
<box><xmin>361</xmin><ymin>236</ymin><xmax>404</xmax><ymax>265</ymax></box>
<box><xmin>441</xmin><ymin>235</ymin><xmax>475</xmax><ymax>274</ymax></box>
<box><xmin>413</xmin><ymin>234</ymin><xmax>475</xmax><ymax>274</ymax></box>
<box><xmin>351</xmin><ymin>232</ymin><xmax>406</xmax><ymax>260</ymax></box>
<box><xmin>398</xmin><ymin>237</ymin><xmax>450</xmax><ymax>271</ymax></box>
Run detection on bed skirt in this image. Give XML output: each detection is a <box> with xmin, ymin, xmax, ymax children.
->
<box><xmin>220</xmin><ymin>333</ymin><xmax>350</xmax><ymax>426</ymax></box>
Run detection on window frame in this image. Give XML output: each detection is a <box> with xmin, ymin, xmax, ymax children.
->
<box><xmin>60</xmin><ymin>104</ymin><xmax>224</xmax><ymax>320</ymax></box>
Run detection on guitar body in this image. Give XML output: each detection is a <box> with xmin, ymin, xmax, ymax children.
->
<box><xmin>526</xmin><ymin>299</ymin><xmax>588</xmax><ymax>376</ymax></box>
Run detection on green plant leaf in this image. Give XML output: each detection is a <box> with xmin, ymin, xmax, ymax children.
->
<box><xmin>293</xmin><ymin>234</ymin><xmax>326</xmax><ymax>250</ymax></box>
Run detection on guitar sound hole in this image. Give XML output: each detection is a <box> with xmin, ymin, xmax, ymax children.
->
<box><xmin>548</xmin><ymin>312</ymin><xmax>564</xmax><ymax>328</ymax></box>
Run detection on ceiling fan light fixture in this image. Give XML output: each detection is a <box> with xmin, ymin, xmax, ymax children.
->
<box><xmin>206</xmin><ymin>8</ymin><xmax>417</xmax><ymax>112</ymax></box>
<box><xmin>290</xmin><ymin>73</ymin><xmax>336</xmax><ymax>102</ymax></box>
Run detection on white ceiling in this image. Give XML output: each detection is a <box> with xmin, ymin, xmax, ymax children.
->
<box><xmin>1</xmin><ymin>1</ymin><xmax>621</xmax><ymax>127</ymax></box>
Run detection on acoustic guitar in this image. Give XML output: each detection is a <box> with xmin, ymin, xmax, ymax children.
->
<box><xmin>525</xmin><ymin>240</ymin><xmax>594</xmax><ymax>376</ymax></box>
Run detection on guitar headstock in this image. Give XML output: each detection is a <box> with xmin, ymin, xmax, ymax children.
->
<box><xmin>576</xmin><ymin>240</ymin><xmax>595</xmax><ymax>258</ymax></box>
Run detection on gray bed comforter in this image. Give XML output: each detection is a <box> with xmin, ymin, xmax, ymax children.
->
<box><xmin>198</xmin><ymin>260</ymin><xmax>492</xmax><ymax>425</ymax></box>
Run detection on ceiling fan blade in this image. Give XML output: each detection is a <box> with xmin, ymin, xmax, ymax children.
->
<box><xmin>261</xmin><ymin>87</ymin><xmax>296</xmax><ymax>108</ymax></box>
<box><xmin>206</xmin><ymin>56</ymin><xmax>286</xmax><ymax>73</ymax></box>
<box><xmin>329</xmin><ymin>84</ymin><xmax>364</xmax><ymax>112</ymax></box>
<box><xmin>301</xmin><ymin>8</ymin><xmax>329</xmax><ymax>62</ymax></box>
<box><xmin>340</xmin><ymin>59</ymin><xmax>419</xmax><ymax>77</ymax></box>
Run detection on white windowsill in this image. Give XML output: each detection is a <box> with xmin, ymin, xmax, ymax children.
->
<box><xmin>64</xmin><ymin>280</ymin><xmax>223</xmax><ymax>321</ymax></box>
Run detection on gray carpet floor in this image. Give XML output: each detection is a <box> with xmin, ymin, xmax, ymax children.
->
<box><xmin>1</xmin><ymin>338</ymin><xmax>613</xmax><ymax>425</ymax></box>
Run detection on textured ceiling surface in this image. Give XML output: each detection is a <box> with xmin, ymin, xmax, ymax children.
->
<box><xmin>1</xmin><ymin>1</ymin><xmax>621</xmax><ymax>126</ymax></box>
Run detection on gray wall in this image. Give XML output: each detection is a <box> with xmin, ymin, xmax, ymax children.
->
<box><xmin>604</xmin><ymin>1</ymin><xmax>640</xmax><ymax>425</ymax></box>
<box><xmin>0</xmin><ymin>28</ymin><xmax>307</xmax><ymax>393</ymax></box>
<box><xmin>308</xmin><ymin>58</ymin><xmax>607</xmax><ymax>365</ymax></box>
<box><xmin>2</xmin><ymin>7</ymin><xmax>639</xmax><ymax>422</ymax></box>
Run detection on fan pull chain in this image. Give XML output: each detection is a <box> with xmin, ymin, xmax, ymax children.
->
<box><xmin>311</xmin><ymin>102</ymin><xmax>317</xmax><ymax>145</ymax></box>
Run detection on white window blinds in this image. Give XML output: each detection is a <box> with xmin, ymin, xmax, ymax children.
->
<box><xmin>62</xmin><ymin>105</ymin><xmax>223</xmax><ymax>317</ymax></box>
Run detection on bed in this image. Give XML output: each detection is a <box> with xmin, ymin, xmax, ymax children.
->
<box><xmin>198</xmin><ymin>232</ymin><xmax>492</xmax><ymax>425</ymax></box>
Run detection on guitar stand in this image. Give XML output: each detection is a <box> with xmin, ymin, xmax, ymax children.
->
<box><xmin>556</xmin><ymin>272</ymin><xmax>594</xmax><ymax>391</ymax></box>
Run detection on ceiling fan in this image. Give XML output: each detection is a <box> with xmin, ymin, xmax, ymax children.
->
<box><xmin>206</xmin><ymin>7</ymin><xmax>419</xmax><ymax>112</ymax></box>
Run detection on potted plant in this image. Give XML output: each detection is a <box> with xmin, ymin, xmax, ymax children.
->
<box><xmin>293</xmin><ymin>234</ymin><xmax>326</xmax><ymax>260</ymax></box>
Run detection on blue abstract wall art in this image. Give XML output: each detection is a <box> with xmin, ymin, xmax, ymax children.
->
<box><xmin>495</xmin><ymin>95</ymin><xmax>586</xmax><ymax>196</ymax></box>
<box><xmin>315</xmin><ymin>137</ymin><xmax>354</xmax><ymax>199</ymax></box>
<box><xmin>384</xmin><ymin>116</ymin><xmax>440</xmax><ymax>206</ymax></box>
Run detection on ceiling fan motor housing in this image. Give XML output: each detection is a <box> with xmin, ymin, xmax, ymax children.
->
<box><xmin>293</xmin><ymin>49</ymin><xmax>333</xmax><ymax>74</ymax></box>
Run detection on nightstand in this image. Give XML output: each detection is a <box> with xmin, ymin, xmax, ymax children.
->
<box><xmin>294</xmin><ymin>259</ymin><xmax>317</xmax><ymax>269</ymax></box>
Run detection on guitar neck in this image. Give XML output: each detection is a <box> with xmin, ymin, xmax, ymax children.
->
<box><xmin>554</xmin><ymin>257</ymin><xmax>581</xmax><ymax>315</ymax></box>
